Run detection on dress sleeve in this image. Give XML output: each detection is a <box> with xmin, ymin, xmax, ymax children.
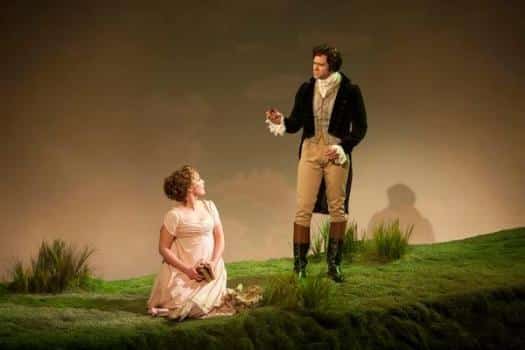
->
<box><xmin>162</xmin><ymin>210</ymin><xmax>179</xmax><ymax>236</ymax></box>
<box><xmin>208</xmin><ymin>200</ymin><xmax>222</xmax><ymax>227</ymax></box>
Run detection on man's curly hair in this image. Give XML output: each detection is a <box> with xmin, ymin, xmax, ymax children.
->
<box><xmin>163</xmin><ymin>165</ymin><xmax>196</xmax><ymax>202</ymax></box>
<box><xmin>312</xmin><ymin>44</ymin><xmax>343</xmax><ymax>72</ymax></box>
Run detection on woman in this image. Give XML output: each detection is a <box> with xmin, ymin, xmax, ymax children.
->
<box><xmin>147</xmin><ymin>165</ymin><xmax>235</xmax><ymax>320</ymax></box>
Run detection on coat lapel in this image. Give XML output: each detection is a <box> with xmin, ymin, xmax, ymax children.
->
<box><xmin>329</xmin><ymin>72</ymin><xmax>351</xmax><ymax>125</ymax></box>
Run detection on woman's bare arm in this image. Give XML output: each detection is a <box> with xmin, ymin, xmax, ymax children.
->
<box><xmin>210</xmin><ymin>222</ymin><xmax>225</xmax><ymax>268</ymax></box>
<box><xmin>158</xmin><ymin>225</ymin><xmax>188</xmax><ymax>271</ymax></box>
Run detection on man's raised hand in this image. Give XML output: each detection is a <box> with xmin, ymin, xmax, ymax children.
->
<box><xmin>265</xmin><ymin>108</ymin><xmax>283</xmax><ymax>125</ymax></box>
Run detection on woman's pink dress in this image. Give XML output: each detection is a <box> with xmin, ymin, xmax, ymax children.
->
<box><xmin>147</xmin><ymin>199</ymin><xmax>231</xmax><ymax>320</ymax></box>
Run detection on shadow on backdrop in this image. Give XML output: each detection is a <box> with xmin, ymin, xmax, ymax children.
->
<box><xmin>367</xmin><ymin>183</ymin><xmax>435</xmax><ymax>244</ymax></box>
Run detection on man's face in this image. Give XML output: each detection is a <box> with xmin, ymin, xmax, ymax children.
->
<box><xmin>312</xmin><ymin>55</ymin><xmax>331</xmax><ymax>79</ymax></box>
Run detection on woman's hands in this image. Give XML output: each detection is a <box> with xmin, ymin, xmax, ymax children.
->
<box><xmin>182</xmin><ymin>260</ymin><xmax>205</xmax><ymax>282</ymax></box>
<box><xmin>182</xmin><ymin>259</ymin><xmax>218</xmax><ymax>282</ymax></box>
<box><xmin>206</xmin><ymin>259</ymin><xmax>217</xmax><ymax>273</ymax></box>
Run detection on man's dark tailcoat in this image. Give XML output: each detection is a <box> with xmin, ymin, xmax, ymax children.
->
<box><xmin>283</xmin><ymin>72</ymin><xmax>368</xmax><ymax>214</ymax></box>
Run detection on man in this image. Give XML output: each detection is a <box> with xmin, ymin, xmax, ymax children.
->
<box><xmin>265</xmin><ymin>44</ymin><xmax>367</xmax><ymax>282</ymax></box>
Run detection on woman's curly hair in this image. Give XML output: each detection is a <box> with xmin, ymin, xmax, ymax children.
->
<box><xmin>312</xmin><ymin>43</ymin><xmax>343</xmax><ymax>72</ymax></box>
<box><xmin>163</xmin><ymin>165</ymin><xmax>196</xmax><ymax>202</ymax></box>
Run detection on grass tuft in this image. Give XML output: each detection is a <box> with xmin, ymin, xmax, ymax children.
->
<box><xmin>311</xmin><ymin>219</ymin><xmax>365</xmax><ymax>262</ymax></box>
<box><xmin>7</xmin><ymin>239</ymin><xmax>95</xmax><ymax>293</ymax></box>
<box><xmin>371</xmin><ymin>219</ymin><xmax>413</xmax><ymax>261</ymax></box>
<box><xmin>261</xmin><ymin>273</ymin><xmax>335</xmax><ymax>311</ymax></box>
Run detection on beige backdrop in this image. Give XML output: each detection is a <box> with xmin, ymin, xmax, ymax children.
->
<box><xmin>2</xmin><ymin>1</ymin><xmax>524</xmax><ymax>280</ymax></box>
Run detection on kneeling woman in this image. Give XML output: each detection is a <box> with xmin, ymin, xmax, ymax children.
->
<box><xmin>147</xmin><ymin>165</ymin><xmax>234</xmax><ymax>320</ymax></box>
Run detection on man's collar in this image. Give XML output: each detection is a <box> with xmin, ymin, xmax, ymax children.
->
<box><xmin>309</xmin><ymin>71</ymin><xmax>350</xmax><ymax>85</ymax></box>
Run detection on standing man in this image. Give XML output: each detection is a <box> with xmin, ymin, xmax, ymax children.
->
<box><xmin>265</xmin><ymin>44</ymin><xmax>367</xmax><ymax>282</ymax></box>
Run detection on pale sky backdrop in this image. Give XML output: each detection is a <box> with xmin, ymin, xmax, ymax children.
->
<box><xmin>2</xmin><ymin>1</ymin><xmax>524</xmax><ymax>280</ymax></box>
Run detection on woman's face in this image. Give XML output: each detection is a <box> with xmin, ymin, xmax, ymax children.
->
<box><xmin>190</xmin><ymin>171</ymin><xmax>206</xmax><ymax>197</ymax></box>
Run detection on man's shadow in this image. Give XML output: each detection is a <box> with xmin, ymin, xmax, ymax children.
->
<box><xmin>367</xmin><ymin>183</ymin><xmax>435</xmax><ymax>244</ymax></box>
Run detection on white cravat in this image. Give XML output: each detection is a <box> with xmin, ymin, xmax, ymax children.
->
<box><xmin>317</xmin><ymin>71</ymin><xmax>341</xmax><ymax>98</ymax></box>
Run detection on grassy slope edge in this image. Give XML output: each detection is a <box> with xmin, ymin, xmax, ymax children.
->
<box><xmin>1</xmin><ymin>227</ymin><xmax>524</xmax><ymax>349</ymax></box>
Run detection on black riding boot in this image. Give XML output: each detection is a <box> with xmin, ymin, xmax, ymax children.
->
<box><xmin>293</xmin><ymin>242</ymin><xmax>310</xmax><ymax>279</ymax></box>
<box><xmin>293</xmin><ymin>223</ymin><xmax>310</xmax><ymax>280</ymax></box>
<box><xmin>326</xmin><ymin>221</ymin><xmax>346</xmax><ymax>283</ymax></box>
<box><xmin>326</xmin><ymin>238</ymin><xmax>344</xmax><ymax>282</ymax></box>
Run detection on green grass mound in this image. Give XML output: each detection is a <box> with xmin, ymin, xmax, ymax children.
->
<box><xmin>1</xmin><ymin>227</ymin><xmax>524</xmax><ymax>349</ymax></box>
